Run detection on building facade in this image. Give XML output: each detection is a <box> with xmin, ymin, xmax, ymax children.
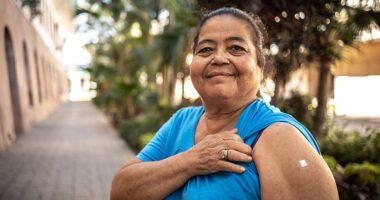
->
<box><xmin>0</xmin><ymin>0</ymin><xmax>73</xmax><ymax>150</ymax></box>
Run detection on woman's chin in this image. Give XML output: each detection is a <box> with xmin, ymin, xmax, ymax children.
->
<box><xmin>204</xmin><ymin>92</ymin><xmax>236</xmax><ymax>101</ymax></box>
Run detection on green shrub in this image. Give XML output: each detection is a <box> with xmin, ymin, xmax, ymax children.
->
<box><xmin>119</xmin><ymin>106</ymin><xmax>176</xmax><ymax>152</ymax></box>
<box><xmin>275</xmin><ymin>91</ymin><xmax>314</xmax><ymax>130</ymax></box>
<box><xmin>320</xmin><ymin>128</ymin><xmax>380</xmax><ymax>166</ymax></box>
<box><xmin>119</xmin><ymin>110</ymin><xmax>162</xmax><ymax>152</ymax></box>
<box><xmin>323</xmin><ymin>155</ymin><xmax>339</xmax><ymax>173</ymax></box>
<box><xmin>320</xmin><ymin>126</ymin><xmax>380</xmax><ymax>199</ymax></box>
<box><xmin>139</xmin><ymin>132</ymin><xmax>156</xmax><ymax>148</ymax></box>
<box><xmin>338</xmin><ymin>162</ymin><xmax>380</xmax><ymax>200</ymax></box>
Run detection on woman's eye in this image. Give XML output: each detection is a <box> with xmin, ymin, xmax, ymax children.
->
<box><xmin>229</xmin><ymin>45</ymin><xmax>245</xmax><ymax>51</ymax></box>
<box><xmin>197</xmin><ymin>47</ymin><xmax>213</xmax><ymax>53</ymax></box>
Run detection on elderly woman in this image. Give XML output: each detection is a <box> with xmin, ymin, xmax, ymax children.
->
<box><xmin>111</xmin><ymin>7</ymin><xmax>338</xmax><ymax>200</ymax></box>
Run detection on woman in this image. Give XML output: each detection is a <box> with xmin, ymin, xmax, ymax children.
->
<box><xmin>111</xmin><ymin>7</ymin><xmax>338</xmax><ymax>200</ymax></box>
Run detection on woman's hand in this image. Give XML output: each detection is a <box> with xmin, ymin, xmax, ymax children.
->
<box><xmin>185</xmin><ymin>128</ymin><xmax>252</xmax><ymax>176</ymax></box>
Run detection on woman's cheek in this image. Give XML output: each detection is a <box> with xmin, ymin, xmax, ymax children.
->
<box><xmin>190</xmin><ymin>60</ymin><xmax>204</xmax><ymax>76</ymax></box>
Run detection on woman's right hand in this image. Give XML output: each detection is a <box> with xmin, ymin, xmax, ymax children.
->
<box><xmin>185</xmin><ymin>128</ymin><xmax>252</xmax><ymax>176</ymax></box>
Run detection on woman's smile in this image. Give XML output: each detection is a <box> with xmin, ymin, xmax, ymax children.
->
<box><xmin>205</xmin><ymin>71</ymin><xmax>237</xmax><ymax>79</ymax></box>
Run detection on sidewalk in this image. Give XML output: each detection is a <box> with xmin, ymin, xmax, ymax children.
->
<box><xmin>335</xmin><ymin>116</ymin><xmax>380</xmax><ymax>133</ymax></box>
<box><xmin>0</xmin><ymin>101</ymin><xmax>135</xmax><ymax>200</ymax></box>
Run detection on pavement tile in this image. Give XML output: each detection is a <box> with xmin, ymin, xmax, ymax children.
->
<box><xmin>0</xmin><ymin>101</ymin><xmax>135</xmax><ymax>200</ymax></box>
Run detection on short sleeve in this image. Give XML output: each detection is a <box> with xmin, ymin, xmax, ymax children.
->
<box><xmin>136</xmin><ymin>112</ymin><xmax>177</xmax><ymax>162</ymax></box>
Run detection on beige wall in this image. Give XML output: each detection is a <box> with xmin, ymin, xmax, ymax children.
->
<box><xmin>0</xmin><ymin>0</ymin><xmax>69</xmax><ymax>150</ymax></box>
<box><xmin>284</xmin><ymin>39</ymin><xmax>380</xmax><ymax>99</ymax></box>
<box><xmin>334</xmin><ymin>39</ymin><xmax>380</xmax><ymax>76</ymax></box>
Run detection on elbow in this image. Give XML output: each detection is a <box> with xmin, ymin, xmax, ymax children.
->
<box><xmin>110</xmin><ymin>171</ymin><xmax>125</xmax><ymax>200</ymax></box>
<box><xmin>110</xmin><ymin>158</ymin><xmax>144</xmax><ymax>200</ymax></box>
<box><xmin>110</xmin><ymin>168</ymin><xmax>142</xmax><ymax>200</ymax></box>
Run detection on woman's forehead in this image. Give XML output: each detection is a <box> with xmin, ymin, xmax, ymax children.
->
<box><xmin>198</xmin><ymin>15</ymin><xmax>253</xmax><ymax>42</ymax></box>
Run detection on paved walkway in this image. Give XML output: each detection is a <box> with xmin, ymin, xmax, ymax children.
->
<box><xmin>335</xmin><ymin>116</ymin><xmax>380</xmax><ymax>133</ymax></box>
<box><xmin>0</xmin><ymin>101</ymin><xmax>135</xmax><ymax>200</ymax></box>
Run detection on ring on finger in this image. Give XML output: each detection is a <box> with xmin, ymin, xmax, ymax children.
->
<box><xmin>221</xmin><ymin>149</ymin><xmax>229</xmax><ymax>160</ymax></box>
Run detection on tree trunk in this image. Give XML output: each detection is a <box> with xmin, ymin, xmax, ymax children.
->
<box><xmin>160</xmin><ymin>67</ymin><xmax>177</xmax><ymax>107</ymax></box>
<box><xmin>168</xmin><ymin>68</ymin><xmax>177</xmax><ymax>107</ymax></box>
<box><xmin>313</xmin><ymin>59</ymin><xmax>332</xmax><ymax>136</ymax></box>
<box><xmin>271</xmin><ymin>78</ymin><xmax>284</xmax><ymax>106</ymax></box>
<box><xmin>161</xmin><ymin>68</ymin><xmax>169</xmax><ymax>106</ymax></box>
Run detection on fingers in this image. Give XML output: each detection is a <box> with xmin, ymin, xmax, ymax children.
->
<box><xmin>224</xmin><ymin>140</ymin><xmax>252</xmax><ymax>155</ymax></box>
<box><xmin>190</xmin><ymin>128</ymin><xmax>253</xmax><ymax>175</ymax></box>
<box><xmin>218</xmin><ymin>129</ymin><xmax>244</xmax><ymax>143</ymax></box>
<box><xmin>218</xmin><ymin>160</ymin><xmax>246</xmax><ymax>173</ymax></box>
<box><xmin>225</xmin><ymin>149</ymin><xmax>252</xmax><ymax>163</ymax></box>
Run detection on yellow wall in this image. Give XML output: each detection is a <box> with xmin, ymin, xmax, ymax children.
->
<box><xmin>334</xmin><ymin>39</ymin><xmax>380</xmax><ymax>76</ymax></box>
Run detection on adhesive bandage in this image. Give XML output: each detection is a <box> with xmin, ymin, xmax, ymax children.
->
<box><xmin>299</xmin><ymin>159</ymin><xmax>308</xmax><ymax>168</ymax></box>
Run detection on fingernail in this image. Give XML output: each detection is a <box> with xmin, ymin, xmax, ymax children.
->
<box><xmin>240</xmin><ymin>167</ymin><xmax>245</xmax><ymax>172</ymax></box>
<box><xmin>248</xmin><ymin>156</ymin><xmax>252</xmax><ymax>161</ymax></box>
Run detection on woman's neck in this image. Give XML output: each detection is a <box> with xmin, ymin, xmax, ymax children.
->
<box><xmin>201</xmin><ymin>96</ymin><xmax>257</xmax><ymax>134</ymax></box>
<box><xmin>203</xmin><ymin>95</ymin><xmax>257</xmax><ymax>117</ymax></box>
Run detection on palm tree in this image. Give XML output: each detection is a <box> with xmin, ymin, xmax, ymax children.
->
<box><xmin>76</xmin><ymin>0</ymin><xmax>200</xmax><ymax>122</ymax></box>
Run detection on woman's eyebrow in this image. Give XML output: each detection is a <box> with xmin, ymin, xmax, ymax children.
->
<box><xmin>197</xmin><ymin>39</ymin><xmax>216</xmax><ymax>47</ymax></box>
<box><xmin>225</xmin><ymin>36</ymin><xmax>246</xmax><ymax>43</ymax></box>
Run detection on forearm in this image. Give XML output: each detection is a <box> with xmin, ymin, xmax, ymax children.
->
<box><xmin>111</xmin><ymin>152</ymin><xmax>194</xmax><ymax>200</ymax></box>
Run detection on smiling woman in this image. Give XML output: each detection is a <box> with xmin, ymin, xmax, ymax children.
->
<box><xmin>191</xmin><ymin>14</ymin><xmax>262</xmax><ymax>107</ymax></box>
<box><xmin>111</xmin><ymin>7</ymin><xmax>338</xmax><ymax>200</ymax></box>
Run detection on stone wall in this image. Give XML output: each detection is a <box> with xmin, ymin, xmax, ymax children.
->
<box><xmin>0</xmin><ymin>0</ymin><xmax>69</xmax><ymax>150</ymax></box>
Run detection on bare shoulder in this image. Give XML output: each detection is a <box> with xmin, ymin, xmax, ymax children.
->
<box><xmin>252</xmin><ymin>122</ymin><xmax>338</xmax><ymax>200</ymax></box>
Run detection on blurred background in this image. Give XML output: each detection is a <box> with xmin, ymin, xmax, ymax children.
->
<box><xmin>1</xmin><ymin>0</ymin><xmax>380</xmax><ymax>199</ymax></box>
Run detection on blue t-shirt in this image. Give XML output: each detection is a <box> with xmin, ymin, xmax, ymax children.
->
<box><xmin>137</xmin><ymin>99</ymin><xmax>320</xmax><ymax>199</ymax></box>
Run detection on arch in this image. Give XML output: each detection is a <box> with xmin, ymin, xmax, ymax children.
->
<box><xmin>41</xmin><ymin>56</ymin><xmax>49</xmax><ymax>101</ymax></box>
<box><xmin>41</xmin><ymin>57</ymin><xmax>48</xmax><ymax>101</ymax></box>
<box><xmin>34</xmin><ymin>50</ymin><xmax>43</xmax><ymax>103</ymax></box>
<box><xmin>4</xmin><ymin>27</ymin><xmax>23</xmax><ymax>134</ymax></box>
<box><xmin>22</xmin><ymin>41</ymin><xmax>34</xmax><ymax>107</ymax></box>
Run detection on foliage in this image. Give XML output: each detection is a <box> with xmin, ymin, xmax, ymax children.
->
<box><xmin>119</xmin><ymin>111</ymin><xmax>160</xmax><ymax>151</ymax></box>
<box><xmin>320</xmin><ymin>128</ymin><xmax>380</xmax><ymax>166</ymax></box>
<box><xmin>327</xmin><ymin>159</ymin><xmax>380</xmax><ymax>200</ymax></box>
<box><xmin>77</xmin><ymin>0</ymin><xmax>201</xmax><ymax>110</ymax></box>
<box><xmin>323</xmin><ymin>155</ymin><xmax>339</xmax><ymax>173</ymax></box>
<box><xmin>276</xmin><ymin>91</ymin><xmax>314</xmax><ymax>130</ymax></box>
<box><xmin>340</xmin><ymin>162</ymin><xmax>380</xmax><ymax>200</ymax></box>
<box><xmin>18</xmin><ymin>0</ymin><xmax>41</xmax><ymax>18</ymax></box>
<box><xmin>327</xmin><ymin>156</ymin><xmax>380</xmax><ymax>199</ymax></box>
<box><xmin>119</xmin><ymin>105</ymin><xmax>176</xmax><ymax>152</ymax></box>
<box><xmin>92</xmin><ymin>79</ymin><xmax>146</xmax><ymax>125</ymax></box>
<box><xmin>320</xmin><ymin>125</ymin><xmax>380</xmax><ymax>199</ymax></box>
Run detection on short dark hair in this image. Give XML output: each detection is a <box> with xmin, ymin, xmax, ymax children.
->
<box><xmin>192</xmin><ymin>7</ymin><xmax>272</xmax><ymax>80</ymax></box>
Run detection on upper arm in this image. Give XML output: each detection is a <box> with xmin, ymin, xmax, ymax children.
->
<box><xmin>252</xmin><ymin>123</ymin><xmax>338</xmax><ymax>200</ymax></box>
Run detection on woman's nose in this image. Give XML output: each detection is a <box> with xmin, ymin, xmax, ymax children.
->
<box><xmin>211</xmin><ymin>49</ymin><xmax>229</xmax><ymax>66</ymax></box>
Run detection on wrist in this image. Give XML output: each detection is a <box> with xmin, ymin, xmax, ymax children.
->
<box><xmin>178</xmin><ymin>150</ymin><xmax>198</xmax><ymax>178</ymax></box>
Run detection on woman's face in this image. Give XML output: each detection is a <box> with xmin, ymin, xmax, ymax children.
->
<box><xmin>191</xmin><ymin>15</ymin><xmax>263</xmax><ymax>103</ymax></box>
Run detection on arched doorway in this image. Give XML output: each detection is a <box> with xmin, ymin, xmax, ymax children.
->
<box><xmin>34</xmin><ymin>51</ymin><xmax>43</xmax><ymax>103</ymax></box>
<box><xmin>23</xmin><ymin>41</ymin><xmax>34</xmax><ymax>107</ymax></box>
<box><xmin>4</xmin><ymin>27</ymin><xmax>23</xmax><ymax>134</ymax></box>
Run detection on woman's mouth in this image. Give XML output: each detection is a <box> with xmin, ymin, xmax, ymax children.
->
<box><xmin>205</xmin><ymin>71</ymin><xmax>236</xmax><ymax>78</ymax></box>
